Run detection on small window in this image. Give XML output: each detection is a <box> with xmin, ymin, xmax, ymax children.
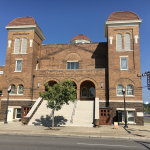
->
<box><xmin>14</xmin><ymin>38</ymin><xmax>20</xmax><ymax>53</ymax></box>
<box><xmin>128</xmin><ymin>111</ymin><xmax>135</xmax><ymax>123</ymax></box>
<box><xmin>0</xmin><ymin>90</ymin><xmax>2</xmax><ymax>96</ymax></box>
<box><xmin>21</xmin><ymin>38</ymin><xmax>27</xmax><ymax>53</ymax></box>
<box><xmin>116</xmin><ymin>33</ymin><xmax>122</xmax><ymax>51</ymax></box>
<box><xmin>127</xmin><ymin>85</ymin><xmax>134</xmax><ymax>95</ymax></box>
<box><xmin>18</xmin><ymin>84</ymin><xmax>23</xmax><ymax>94</ymax></box>
<box><xmin>16</xmin><ymin>109</ymin><xmax>21</xmax><ymax>118</ymax></box>
<box><xmin>16</xmin><ymin>60</ymin><xmax>22</xmax><ymax>72</ymax></box>
<box><xmin>117</xmin><ymin>85</ymin><xmax>124</xmax><ymax>95</ymax></box>
<box><xmin>124</xmin><ymin>33</ymin><xmax>131</xmax><ymax>50</ymax></box>
<box><xmin>67</xmin><ymin>62</ymin><xmax>79</xmax><ymax>69</ymax></box>
<box><xmin>81</xmin><ymin>88</ymin><xmax>87</xmax><ymax>97</ymax></box>
<box><xmin>10</xmin><ymin>84</ymin><xmax>15</xmax><ymax>94</ymax></box>
<box><xmin>120</xmin><ymin>57</ymin><xmax>128</xmax><ymax>70</ymax></box>
<box><xmin>89</xmin><ymin>87</ymin><xmax>95</xmax><ymax>97</ymax></box>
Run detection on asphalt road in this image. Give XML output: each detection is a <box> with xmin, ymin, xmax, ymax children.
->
<box><xmin>0</xmin><ymin>134</ymin><xmax>149</xmax><ymax>150</ymax></box>
<box><xmin>144</xmin><ymin>116</ymin><xmax>150</xmax><ymax>121</ymax></box>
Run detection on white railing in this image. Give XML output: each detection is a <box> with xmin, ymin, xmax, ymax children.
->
<box><xmin>70</xmin><ymin>97</ymin><xmax>78</xmax><ymax>123</ymax></box>
<box><xmin>24</xmin><ymin>97</ymin><xmax>42</xmax><ymax>118</ymax></box>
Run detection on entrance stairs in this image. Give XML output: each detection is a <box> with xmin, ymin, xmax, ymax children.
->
<box><xmin>28</xmin><ymin>100</ymin><xmax>94</xmax><ymax>127</ymax></box>
<box><xmin>72</xmin><ymin>100</ymin><xmax>94</xmax><ymax>127</ymax></box>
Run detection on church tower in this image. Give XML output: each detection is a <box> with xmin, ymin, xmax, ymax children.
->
<box><xmin>3</xmin><ymin>16</ymin><xmax>45</xmax><ymax>103</ymax></box>
<box><xmin>105</xmin><ymin>11</ymin><xmax>143</xmax><ymax>125</ymax></box>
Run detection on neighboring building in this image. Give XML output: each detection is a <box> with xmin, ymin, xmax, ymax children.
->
<box><xmin>0</xmin><ymin>11</ymin><xmax>144</xmax><ymax>125</ymax></box>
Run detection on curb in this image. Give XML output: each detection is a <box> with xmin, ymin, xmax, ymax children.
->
<box><xmin>0</xmin><ymin>132</ymin><xmax>149</xmax><ymax>140</ymax></box>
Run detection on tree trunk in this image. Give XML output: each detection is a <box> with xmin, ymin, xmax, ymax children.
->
<box><xmin>52</xmin><ymin>108</ymin><xmax>55</xmax><ymax>128</ymax></box>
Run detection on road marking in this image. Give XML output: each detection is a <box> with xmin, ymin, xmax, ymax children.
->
<box><xmin>77</xmin><ymin>143</ymin><xmax>136</xmax><ymax>147</ymax></box>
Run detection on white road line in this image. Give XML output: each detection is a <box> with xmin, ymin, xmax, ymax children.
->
<box><xmin>77</xmin><ymin>143</ymin><xmax>136</xmax><ymax>147</ymax></box>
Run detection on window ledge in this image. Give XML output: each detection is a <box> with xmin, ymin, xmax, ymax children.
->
<box><xmin>126</xmin><ymin>95</ymin><xmax>135</xmax><ymax>97</ymax></box>
<box><xmin>14</xmin><ymin>71</ymin><xmax>22</xmax><ymax>72</ymax></box>
<box><xmin>10</xmin><ymin>94</ymin><xmax>23</xmax><ymax>96</ymax></box>
<box><xmin>116</xmin><ymin>50</ymin><xmax>133</xmax><ymax>52</ymax></box>
<box><xmin>117</xmin><ymin>95</ymin><xmax>135</xmax><ymax>97</ymax></box>
<box><xmin>120</xmin><ymin>69</ymin><xmax>128</xmax><ymax>71</ymax></box>
<box><xmin>11</xmin><ymin>53</ymin><xmax>28</xmax><ymax>54</ymax></box>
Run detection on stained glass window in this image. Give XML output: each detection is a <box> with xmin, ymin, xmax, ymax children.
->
<box><xmin>16</xmin><ymin>60</ymin><xmax>22</xmax><ymax>71</ymax></box>
<box><xmin>18</xmin><ymin>84</ymin><xmax>23</xmax><ymax>94</ymax></box>
<box><xmin>89</xmin><ymin>87</ymin><xmax>95</xmax><ymax>97</ymax></box>
<box><xmin>81</xmin><ymin>88</ymin><xmax>87</xmax><ymax>97</ymax></box>
<box><xmin>121</xmin><ymin>58</ymin><xmax>127</xmax><ymax>70</ymax></box>
<box><xmin>127</xmin><ymin>85</ymin><xmax>133</xmax><ymax>95</ymax></box>
<box><xmin>10</xmin><ymin>84</ymin><xmax>15</xmax><ymax>94</ymax></box>
<box><xmin>117</xmin><ymin>85</ymin><xmax>123</xmax><ymax>95</ymax></box>
<box><xmin>67</xmin><ymin>62</ymin><xmax>79</xmax><ymax>69</ymax></box>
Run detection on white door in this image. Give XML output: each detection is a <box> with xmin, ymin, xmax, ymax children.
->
<box><xmin>7</xmin><ymin>108</ymin><xmax>13</xmax><ymax>121</ymax></box>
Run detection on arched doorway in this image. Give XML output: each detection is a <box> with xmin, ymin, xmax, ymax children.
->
<box><xmin>72</xmin><ymin>81</ymin><xmax>77</xmax><ymax>90</ymax></box>
<box><xmin>45</xmin><ymin>80</ymin><xmax>57</xmax><ymax>91</ymax></box>
<box><xmin>80</xmin><ymin>80</ymin><xmax>95</xmax><ymax>100</ymax></box>
<box><xmin>48</xmin><ymin>80</ymin><xmax>57</xmax><ymax>87</ymax></box>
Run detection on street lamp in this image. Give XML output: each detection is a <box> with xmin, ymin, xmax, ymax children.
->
<box><xmin>122</xmin><ymin>88</ymin><xmax>128</xmax><ymax>128</ymax></box>
<box><xmin>4</xmin><ymin>87</ymin><xmax>11</xmax><ymax>124</ymax></box>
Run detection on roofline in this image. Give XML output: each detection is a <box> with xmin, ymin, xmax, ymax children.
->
<box><xmin>5</xmin><ymin>25</ymin><xmax>46</xmax><ymax>40</ymax></box>
<box><xmin>104</xmin><ymin>20</ymin><xmax>142</xmax><ymax>37</ymax></box>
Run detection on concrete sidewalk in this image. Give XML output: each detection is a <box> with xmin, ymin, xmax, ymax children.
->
<box><xmin>0</xmin><ymin>122</ymin><xmax>149</xmax><ymax>140</ymax></box>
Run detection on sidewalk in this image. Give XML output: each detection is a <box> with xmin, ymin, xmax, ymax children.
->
<box><xmin>0</xmin><ymin>122</ymin><xmax>149</xmax><ymax>140</ymax></box>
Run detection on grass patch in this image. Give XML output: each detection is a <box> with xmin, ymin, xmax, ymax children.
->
<box><xmin>144</xmin><ymin>120</ymin><xmax>150</xmax><ymax>123</ymax></box>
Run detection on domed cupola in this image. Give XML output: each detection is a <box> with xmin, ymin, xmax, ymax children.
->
<box><xmin>70</xmin><ymin>34</ymin><xmax>91</xmax><ymax>44</ymax></box>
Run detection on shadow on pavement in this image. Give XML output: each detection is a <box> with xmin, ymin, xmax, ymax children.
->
<box><xmin>32</xmin><ymin>115</ymin><xmax>68</xmax><ymax>127</ymax></box>
<box><xmin>124</xmin><ymin>127</ymin><xmax>150</xmax><ymax>137</ymax></box>
<box><xmin>135</xmin><ymin>141</ymin><xmax>150</xmax><ymax>150</ymax></box>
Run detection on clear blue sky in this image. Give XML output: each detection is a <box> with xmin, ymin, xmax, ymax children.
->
<box><xmin>0</xmin><ymin>0</ymin><xmax>149</xmax><ymax>103</ymax></box>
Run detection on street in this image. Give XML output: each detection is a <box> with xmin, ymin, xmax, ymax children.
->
<box><xmin>144</xmin><ymin>116</ymin><xmax>150</xmax><ymax>121</ymax></box>
<box><xmin>0</xmin><ymin>134</ymin><xmax>149</xmax><ymax>150</ymax></box>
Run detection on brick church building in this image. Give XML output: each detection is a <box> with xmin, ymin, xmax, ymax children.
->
<box><xmin>0</xmin><ymin>11</ymin><xmax>144</xmax><ymax>126</ymax></box>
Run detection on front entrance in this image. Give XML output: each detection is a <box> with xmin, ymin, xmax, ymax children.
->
<box><xmin>99</xmin><ymin>109</ymin><xmax>111</xmax><ymax>125</ymax></box>
<box><xmin>22</xmin><ymin>107</ymin><xmax>31</xmax><ymax>120</ymax></box>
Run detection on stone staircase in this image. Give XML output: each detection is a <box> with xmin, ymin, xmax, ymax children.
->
<box><xmin>28</xmin><ymin>100</ymin><xmax>94</xmax><ymax>127</ymax></box>
<box><xmin>72</xmin><ymin>100</ymin><xmax>94</xmax><ymax>127</ymax></box>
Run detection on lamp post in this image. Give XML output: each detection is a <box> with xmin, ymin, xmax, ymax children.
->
<box><xmin>4</xmin><ymin>87</ymin><xmax>11</xmax><ymax>124</ymax></box>
<box><xmin>122</xmin><ymin>88</ymin><xmax>128</xmax><ymax>128</ymax></box>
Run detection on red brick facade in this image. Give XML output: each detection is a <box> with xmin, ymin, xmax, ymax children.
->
<box><xmin>0</xmin><ymin>11</ymin><xmax>144</xmax><ymax>125</ymax></box>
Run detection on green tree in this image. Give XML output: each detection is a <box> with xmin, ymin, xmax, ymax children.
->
<box><xmin>39</xmin><ymin>80</ymin><xmax>77</xmax><ymax>128</ymax></box>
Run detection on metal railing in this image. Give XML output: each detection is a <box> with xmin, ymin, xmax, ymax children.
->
<box><xmin>70</xmin><ymin>97</ymin><xmax>78</xmax><ymax>123</ymax></box>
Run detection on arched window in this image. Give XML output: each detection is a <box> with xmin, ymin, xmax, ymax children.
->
<box><xmin>126</xmin><ymin>84</ymin><xmax>133</xmax><ymax>95</ymax></box>
<box><xmin>10</xmin><ymin>84</ymin><xmax>15</xmax><ymax>94</ymax></box>
<box><xmin>18</xmin><ymin>84</ymin><xmax>23</xmax><ymax>94</ymax></box>
<box><xmin>81</xmin><ymin>88</ymin><xmax>87</xmax><ymax>97</ymax></box>
<box><xmin>21</xmin><ymin>38</ymin><xmax>27</xmax><ymax>53</ymax></box>
<box><xmin>89</xmin><ymin>87</ymin><xmax>95</xmax><ymax>97</ymax></box>
<box><xmin>124</xmin><ymin>33</ymin><xmax>131</xmax><ymax>50</ymax></box>
<box><xmin>116</xmin><ymin>34</ymin><xmax>122</xmax><ymax>51</ymax></box>
<box><xmin>14</xmin><ymin>38</ymin><xmax>20</xmax><ymax>53</ymax></box>
<box><xmin>117</xmin><ymin>84</ymin><xmax>124</xmax><ymax>95</ymax></box>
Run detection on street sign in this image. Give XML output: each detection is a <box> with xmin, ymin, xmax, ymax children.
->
<box><xmin>147</xmin><ymin>73</ymin><xmax>150</xmax><ymax>90</ymax></box>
